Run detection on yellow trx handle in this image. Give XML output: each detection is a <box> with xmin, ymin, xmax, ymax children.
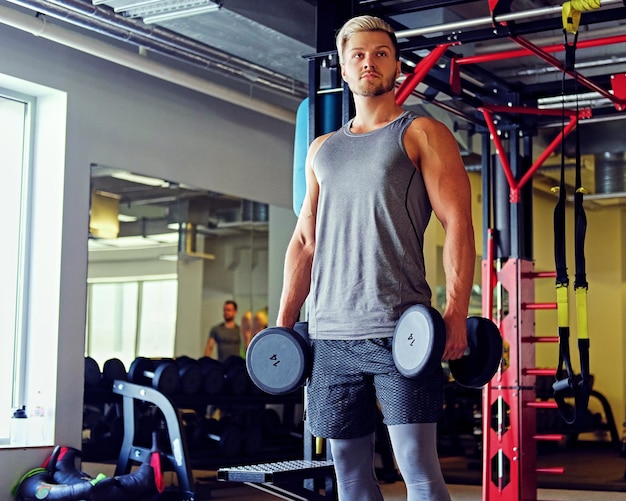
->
<box><xmin>562</xmin><ymin>0</ymin><xmax>601</xmax><ymax>33</ymax></box>
<box><xmin>556</xmin><ymin>284</ymin><xmax>569</xmax><ymax>328</ymax></box>
<box><xmin>575</xmin><ymin>287</ymin><xmax>589</xmax><ymax>340</ymax></box>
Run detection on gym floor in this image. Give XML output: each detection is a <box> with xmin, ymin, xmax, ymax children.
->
<box><xmin>84</xmin><ymin>442</ymin><xmax>626</xmax><ymax>500</ymax></box>
<box><xmin>192</xmin><ymin>482</ymin><xmax>625</xmax><ymax>500</ymax></box>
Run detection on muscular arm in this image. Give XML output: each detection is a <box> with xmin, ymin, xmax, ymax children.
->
<box><xmin>276</xmin><ymin>135</ymin><xmax>327</xmax><ymax>328</ymax></box>
<box><xmin>406</xmin><ymin>118</ymin><xmax>476</xmax><ymax>361</ymax></box>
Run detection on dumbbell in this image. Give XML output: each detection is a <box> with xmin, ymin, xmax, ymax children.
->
<box><xmin>102</xmin><ymin>358</ymin><xmax>127</xmax><ymax>386</ymax></box>
<box><xmin>128</xmin><ymin>357</ymin><xmax>179</xmax><ymax>394</ymax></box>
<box><xmin>197</xmin><ymin>357</ymin><xmax>225</xmax><ymax>395</ymax></box>
<box><xmin>175</xmin><ymin>356</ymin><xmax>203</xmax><ymax>395</ymax></box>
<box><xmin>242</xmin><ymin>424</ymin><xmax>263</xmax><ymax>455</ymax></box>
<box><xmin>192</xmin><ymin>417</ymin><xmax>243</xmax><ymax>457</ymax></box>
<box><xmin>262</xmin><ymin>408</ymin><xmax>285</xmax><ymax>438</ymax></box>
<box><xmin>222</xmin><ymin>356</ymin><xmax>249</xmax><ymax>395</ymax></box>
<box><xmin>392</xmin><ymin>304</ymin><xmax>503</xmax><ymax>388</ymax></box>
<box><xmin>84</xmin><ymin>357</ymin><xmax>102</xmax><ymax>388</ymax></box>
<box><xmin>246</xmin><ymin>322</ymin><xmax>311</xmax><ymax>395</ymax></box>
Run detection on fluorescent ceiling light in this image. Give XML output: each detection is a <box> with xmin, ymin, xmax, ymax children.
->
<box><xmin>93</xmin><ymin>236</ymin><xmax>162</xmax><ymax>248</ymax></box>
<box><xmin>142</xmin><ymin>2</ymin><xmax>219</xmax><ymax>23</ymax></box>
<box><xmin>159</xmin><ymin>254</ymin><xmax>179</xmax><ymax>261</ymax></box>
<box><xmin>111</xmin><ymin>171</ymin><xmax>167</xmax><ymax>187</ymax></box>
<box><xmin>113</xmin><ymin>0</ymin><xmax>163</xmax><ymax>13</ymax></box>
<box><xmin>120</xmin><ymin>0</ymin><xmax>215</xmax><ymax>17</ymax></box>
<box><xmin>118</xmin><ymin>214</ymin><xmax>138</xmax><ymax>222</ymax></box>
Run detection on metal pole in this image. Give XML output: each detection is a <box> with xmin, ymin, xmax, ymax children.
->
<box><xmin>395</xmin><ymin>0</ymin><xmax>623</xmax><ymax>39</ymax></box>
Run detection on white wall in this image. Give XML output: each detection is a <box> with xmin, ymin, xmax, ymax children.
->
<box><xmin>0</xmin><ymin>21</ymin><xmax>296</xmax><ymax>499</ymax></box>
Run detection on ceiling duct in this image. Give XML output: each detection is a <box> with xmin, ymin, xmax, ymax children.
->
<box><xmin>595</xmin><ymin>152</ymin><xmax>626</xmax><ymax>195</ymax></box>
<box><xmin>535</xmin><ymin>119</ymin><xmax>626</xmax><ymax>198</ymax></box>
<box><xmin>0</xmin><ymin>0</ymin><xmax>302</xmax><ymax>119</ymax></box>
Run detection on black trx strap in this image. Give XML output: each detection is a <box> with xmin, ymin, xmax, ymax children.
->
<box><xmin>552</xmin><ymin>30</ymin><xmax>591</xmax><ymax>426</ymax></box>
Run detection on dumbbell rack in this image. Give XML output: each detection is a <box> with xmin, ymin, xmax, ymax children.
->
<box><xmin>113</xmin><ymin>380</ymin><xmax>195</xmax><ymax>500</ymax></box>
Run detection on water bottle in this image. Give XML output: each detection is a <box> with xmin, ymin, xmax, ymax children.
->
<box><xmin>10</xmin><ymin>406</ymin><xmax>28</xmax><ymax>446</ymax></box>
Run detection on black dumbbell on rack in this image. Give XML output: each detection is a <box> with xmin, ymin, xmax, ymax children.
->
<box><xmin>128</xmin><ymin>357</ymin><xmax>179</xmax><ymax>394</ymax></box>
<box><xmin>195</xmin><ymin>417</ymin><xmax>243</xmax><ymax>457</ymax></box>
<box><xmin>175</xmin><ymin>356</ymin><xmax>203</xmax><ymax>395</ymax></box>
<box><xmin>84</xmin><ymin>357</ymin><xmax>102</xmax><ymax>389</ymax></box>
<box><xmin>222</xmin><ymin>356</ymin><xmax>249</xmax><ymax>396</ymax></box>
<box><xmin>102</xmin><ymin>358</ymin><xmax>127</xmax><ymax>387</ymax></box>
<box><xmin>197</xmin><ymin>357</ymin><xmax>225</xmax><ymax>395</ymax></box>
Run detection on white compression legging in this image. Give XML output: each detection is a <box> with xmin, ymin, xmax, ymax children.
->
<box><xmin>328</xmin><ymin>423</ymin><xmax>451</xmax><ymax>501</ymax></box>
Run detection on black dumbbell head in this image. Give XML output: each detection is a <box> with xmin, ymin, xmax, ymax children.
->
<box><xmin>84</xmin><ymin>357</ymin><xmax>102</xmax><ymax>388</ymax></box>
<box><xmin>449</xmin><ymin>316</ymin><xmax>502</xmax><ymax>388</ymax></box>
<box><xmin>102</xmin><ymin>358</ymin><xmax>127</xmax><ymax>385</ymax></box>
<box><xmin>128</xmin><ymin>357</ymin><xmax>179</xmax><ymax>394</ymax></box>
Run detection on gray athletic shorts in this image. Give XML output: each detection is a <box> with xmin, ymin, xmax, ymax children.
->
<box><xmin>305</xmin><ymin>338</ymin><xmax>444</xmax><ymax>439</ymax></box>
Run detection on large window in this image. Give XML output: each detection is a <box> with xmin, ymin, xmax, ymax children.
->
<box><xmin>86</xmin><ymin>278</ymin><xmax>178</xmax><ymax>370</ymax></box>
<box><xmin>0</xmin><ymin>90</ymin><xmax>34</xmax><ymax>444</ymax></box>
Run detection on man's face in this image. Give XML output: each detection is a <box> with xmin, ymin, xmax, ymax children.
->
<box><xmin>223</xmin><ymin>303</ymin><xmax>237</xmax><ymax>322</ymax></box>
<box><xmin>341</xmin><ymin>30</ymin><xmax>400</xmax><ymax>98</ymax></box>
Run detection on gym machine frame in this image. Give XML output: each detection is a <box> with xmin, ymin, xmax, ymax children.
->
<box><xmin>113</xmin><ymin>380</ymin><xmax>195</xmax><ymax>500</ymax></box>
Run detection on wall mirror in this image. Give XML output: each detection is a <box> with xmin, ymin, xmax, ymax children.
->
<box><xmin>86</xmin><ymin>164</ymin><xmax>269</xmax><ymax>370</ymax></box>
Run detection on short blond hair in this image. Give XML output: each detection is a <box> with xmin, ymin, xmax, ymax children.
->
<box><xmin>336</xmin><ymin>15</ymin><xmax>399</xmax><ymax>64</ymax></box>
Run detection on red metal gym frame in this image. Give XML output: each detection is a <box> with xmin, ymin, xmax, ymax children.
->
<box><xmin>455</xmin><ymin>33</ymin><xmax>626</xmax><ymax>66</ymax></box>
<box><xmin>395</xmin><ymin>43</ymin><xmax>452</xmax><ymax>105</ymax></box>
<box><xmin>478</xmin><ymin>105</ymin><xmax>592</xmax><ymax>203</ymax></box>
<box><xmin>510</xmin><ymin>35</ymin><xmax>626</xmax><ymax>111</ymax></box>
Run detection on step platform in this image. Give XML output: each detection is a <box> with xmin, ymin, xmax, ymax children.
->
<box><xmin>217</xmin><ymin>459</ymin><xmax>334</xmax><ymax>483</ymax></box>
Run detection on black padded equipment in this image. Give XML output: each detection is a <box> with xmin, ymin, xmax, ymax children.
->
<box><xmin>246</xmin><ymin>322</ymin><xmax>310</xmax><ymax>395</ymax></box>
<box><xmin>393</xmin><ymin>306</ymin><xmax>503</xmax><ymax>388</ymax></box>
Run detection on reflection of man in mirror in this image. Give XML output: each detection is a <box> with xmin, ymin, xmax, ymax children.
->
<box><xmin>205</xmin><ymin>300</ymin><xmax>240</xmax><ymax>362</ymax></box>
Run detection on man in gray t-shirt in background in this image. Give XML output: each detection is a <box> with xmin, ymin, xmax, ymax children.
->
<box><xmin>204</xmin><ymin>300</ymin><xmax>240</xmax><ymax>362</ymax></box>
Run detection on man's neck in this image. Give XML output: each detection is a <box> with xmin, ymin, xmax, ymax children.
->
<box><xmin>351</xmin><ymin>94</ymin><xmax>403</xmax><ymax>134</ymax></box>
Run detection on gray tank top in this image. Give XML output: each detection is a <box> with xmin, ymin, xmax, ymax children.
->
<box><xmin>308</xmin><ymin>110</ymin><xmax>433</xmax><ymax>340</ymax></box>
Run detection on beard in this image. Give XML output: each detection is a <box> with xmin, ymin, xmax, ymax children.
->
<box><xmin>351</xmin><ymin>73</ymin><xmax>396</xmax><ymax>97</ymax></box>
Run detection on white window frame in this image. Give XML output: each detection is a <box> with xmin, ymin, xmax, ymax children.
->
<box><xmin>0</xmin><ymin>87</ymin><xmax>35</xmax><ymax>445</ymax></box>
